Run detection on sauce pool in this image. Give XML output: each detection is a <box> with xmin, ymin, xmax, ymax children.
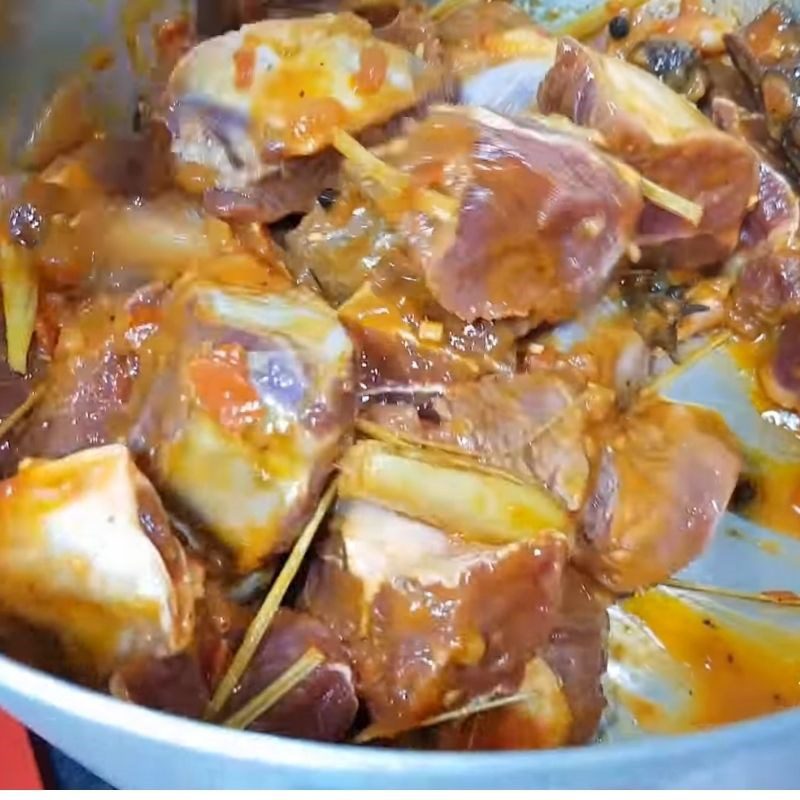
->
<box><xmin>622</xmin><ymin>590</ymin><xmax>800</xmax><ymax>731</ymax></box>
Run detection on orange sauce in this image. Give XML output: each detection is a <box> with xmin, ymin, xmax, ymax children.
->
<box><xmin>728</xmin><ymin>334</ymin><xmax>776</xmax><ymax>415</ymax></box>
<box><xmin>728</xmin><ymin>336</ymin><xmax>800</xmax><ymax>538</ymax></box>
<box><xmin>622</xmin><ymin>591</ymin><xmax>800</xmax><ymax>731</ymax></box>
<box><xmin>188</xmin><ymin>344</ymin><xmax>264</xmax><ymax>434</ymax></box>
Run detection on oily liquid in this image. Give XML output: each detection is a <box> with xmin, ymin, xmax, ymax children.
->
<box><xmin>728</xmin><ymin>336</ymin><xmax>800</xmax><ymax>539</ymax></box>
<box><xmin>622</xmin><ymin>590</ymin><xmax>800</xmax><ymax>732</ymax></box>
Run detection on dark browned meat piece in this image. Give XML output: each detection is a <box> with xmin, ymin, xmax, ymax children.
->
<box><xmin>759</xmin><ymin>315</ymin><xmax>800</xmax><ymax>411</ymax></box>
<box><xmin>728</xmin><ymin>244</ymin><xmax>800</xmax><ymax>334</ymax></box>
<box><xmin>200</xmin><ymin>114</ymin><xmax>425</xmax><ymax>225</ymax></box>
<box><xmin>303</xmin><ymin>500</ymin><xmax>567</xmax><ymax>734</ymax></box>
<box><xmin>576</xmin><ymin>399</ymin><xmax>741</xmax><ymax>594</ymax></box>
<box><xmin>223</xmin><ymin>609</ymin><xmax>358</xmax><ymax>741</ymax></box>
<box><xmin>725</xmin><ymin>3</ymin><xmax>800</xmax><ymax>171</ymax></box>
<box><xmin>539</xmin><ymin>37</ymin><xmax>760</xmax><ymax>270</ymax></box>
<box><xmin>360</xmin><ymin>370</ymin><xmax>613</xmax><ymax>510</ymax></box>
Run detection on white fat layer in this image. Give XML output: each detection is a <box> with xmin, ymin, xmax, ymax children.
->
<box><xmin>339</xmin><ymin>500</ymin><xmax>520</xmax><ymax>602</ymax></box>
<box><xmin>0</xmin><ymin>445</ymin><xmax>176</xmax><ymax>662</ymax></box>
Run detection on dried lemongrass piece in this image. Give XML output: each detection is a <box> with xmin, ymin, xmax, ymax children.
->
<box><xmin>355</xmin><ymin>417</ymin><xmax>469</xmax><ymax>460</ymax></box>
<box><xmin>222</xmin><ymin>647</ymin><xmax>325</xmax><ymax>730</ymax></box>
<box><xmin>553</xmin><ymin>0</ymin><xmax>649</xmax><ymax>39</ymax></box>
<box><xmin>331</xmin><ymin>129</ymin><xmax>458</xmax><ymax>222</ymax></box>
<box><xmin>355</xmin><ymin>690</ymin><xmax>537</xmax><ymax>743</ymax></box>
<box><xmin>205</xmin><ymin>481</ymin><xmax>338</xmax><ymax>720</ymax></box>
<box><xmin>1</xmin><ymin>243</ymin><xmax>38</xmax><ymax>374</ymax></box>
<box><xmin>413</xmin><ymin>184</ymin><xmax>460</xmax><ymax>222</ymax></box>
<box><xmin>0</xmin><ymin>385</ymin><xmax>44</xmax><ymax>441</ymax></box>
<box><xmin>338</xmin><ymin>440</ymin><xmax>569</xmax><ymax>544</ymax></box>
<box><xmin>641</xmin><ymin>177</ymin><xmax>704</xmax><ymax>227</ymax></box>
<box><xmin>664</xmin><ymin>579</ymin><xmax>800</xmax><ymax>608</ymax></box>
<box><xmin>332</xmin><ymin>128</ymin><xmax>410</xmax><ymax>194</ymax></box>
<box><xmin>354</xmin><ymin>421</ymin><xmax>530</xmax><ymax>483</ymax></box>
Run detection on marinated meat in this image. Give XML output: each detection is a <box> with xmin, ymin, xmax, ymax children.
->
<box><xmin>5</xmin><ymin>285</ymin><xmax>168</xmax><ymax>469</ymax></box>
<box><xmin>286</xmin><ymin>182</ymin><xmax>400</xmax><ymax>306</ymax></box>
<box><xmin>222</xmin><ymin>609</ymin><xmax>358</xmax><ymax>740</ymax></box>
<box><xmin>541</xmin><ymin>568</ymin><xmax>609</xmax><ymax>745</ymax></box>
<box><xmin>434</xmin><ymin>566</ymin><xmax>609</xmax><ymax>750</ymax></box>
<box><xmin>728</xmin><ymin>244</ymin><xmax>800</xmax><ymax>334</ymax></box>
<box><xmin>758</xmin><ymin>314</ymin><xmax>800</xmax><ymax>411</ymax></box>
<box><xmin>112</xmin><ymin>652</ymin><xmax>211</xmax><ymax>719</ymax></box>
<box><xmin>162</xmin><ymin>12</ymin><xmax>441</xmax><ymax>221</ymax></box>
<box><xmin>433</xmin><ymin>658</ymin><xmax>574</xmax><ymax>750</ymax></box>
<box><xmin>360</xmin><ymin>370</ymin><xmax>613</xmax><ymax>510</ymax></box>
<box><xmin>132</xmin><ymin>282</ymin><xmax>355</xmax><ymax>572</ymax></box>
<box><xmin>725</xmin><ymin>3</ymin><xmax>800</xmax><ymax>171</ymax></box>
<box><xmin>338</xmin><ymin>278</ymin><xmax>520</xmax><ymax>391</ymax></box>
<box><xmin>709</xmin><ymin>96</ymin><xmax>799</xmax><ymax>249</ymax></box>
<box><xmin>0</xmin><ymin>445</ymin><xmax>194</xmax><ymax>680</ymax></box>
<box><xmin>539</xmin><ymin>37</ymin><xmax>760</xmax><ymax>269</ymax></box>
<box><xmin>576</xmin><ymin>399</ymin><xmax>741</xmax><ymax>594</ymax></box>
<box><xmin>303</xmin><ymin>499</ymin><xmax>568</xmax><ymax>732</ymax></box>
<box><xmin>114</xmin><ymin>608</ymin><xmax>357</xmax><ymax>741</ymax></box>
<box><xmin>320</xmin><ymin>106</ymin><xmax>641</xmax><ymax>326</ymax></box>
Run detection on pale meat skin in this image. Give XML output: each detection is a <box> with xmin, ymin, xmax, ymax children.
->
<box><xmin>163</xmin><ymin>13</ymin><xmax>439</xmax><ymax>188</ymax></box>
<box><xmin>303</xmin><ymin>500</ymin><xmax>568</xmax><ymax>734</ymax></box>
<box><xmin>0</xmin><ymin>445</ymin><xmax>194</xmax><ymax>680</ymax></box>
<box><xmin>538</xmin><ymin>37</ymin><xmax>760</xmax><ymax>270</ymax></box>
<box><xmin>576</xmin><ymin>399</ymin><xmax>741</xmax><ymax>594</ymax></box>
<box><xmin>132</xmin><ymin>281</ymin><xmax>355</xmax><ymax>572</ymax></box>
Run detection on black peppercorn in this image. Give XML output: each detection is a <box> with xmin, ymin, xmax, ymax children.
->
<box><xmin>317</xmin><ymin>187</ymin><xmax>339</xmax><ymax>210</ymax></box>
<box><xmin>608</xmin><ymin>15</ymin><xmax>630</xmax><ymax>39</ymax></box>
